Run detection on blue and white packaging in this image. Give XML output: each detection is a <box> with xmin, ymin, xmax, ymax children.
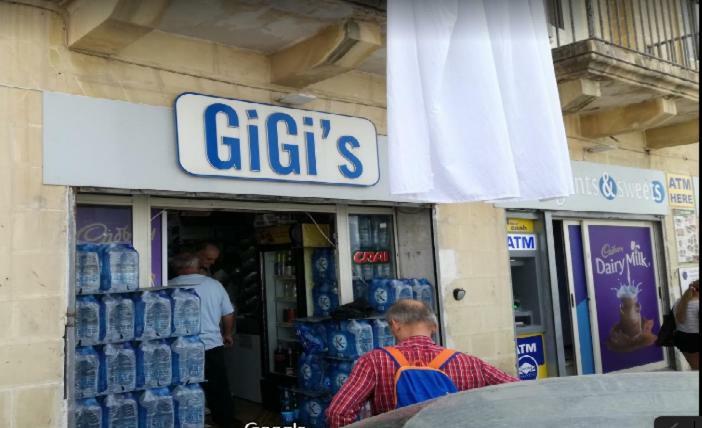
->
<box><xmin>297</xmin><ymin>352</ymin><xmax>327</xmax><ymax>392</ymax></box>
<box><xmin>368</xmin><ymin>279</ymin><xmax>413</xmax><ymax>313</ymax></box>
<box><xmin>410</xmin><ymin>278</ymin><xmax>435</xmax><ymax>310</ymax></box>
<box><xmin>75</xmin><ymin>398</ymin><xmax>103</xmax><ymax>428</ymax></box>
<box><xmin>138</xmin><ymin>388</ymin><xmax>174</xmax><ymax>428</ymax></box>
<box><xmin>101</xmin><ymin>244</ymin><xmax>139</xmax><ymax>292</ymax></box>
<box><xmin>327</xmin><ymin>361</ymin><xmax>353</xmax><ymax>394</ymax></box>
<box><xmin>171</xmin><ymin>336</ymin><xmax>205</xmax><ymax>384</ymax></box>
<box><xmin>103</xmin><ymin>393</ymin><xmax>138</xmax><ymax>428</ymax></box>
<box><xmin>312</xmin><ymin>281</ymin><xmax>339</xmax><ymax>317</ymax></box>
<box><xmin>312</xmin><ymin>248</ymin><xmax>336</xmax><ymax>283</ymax></box>
<box><xmin>75</xmin><ymin>346</ymin><xmax>101</xmax><ymax>398</ymax></box>
<box><xmin>102</xmin><ymin>294</ymin><xmax>135</xmax><ymax>342</ymax></box>
<box><xmin>76</xmin><ymin>244</ymin><xmax>101</xmax><ymax>293</ymax></box>
<box><xmin>372</xmin><ymin>319</ymin><xmax>395</xmax><ymax>349</ymax></box>
<box><xmin>299</xmin><ymin>396</ymin><xmax>331</xmax><ymax>428</ymax></box>
<box><xmin>173</xmin><ymin>384</ymin><xmax>205</xmax><ymax>428</ymax></box>
<box><xmin>135</xmin><ymin>291</ymin><xmax>172</xmax><ymax>339</ymax></box>
<box><xmin>101</xmin><ymin>343</ymin><xmax>136</xmax><ymax>394</ymax></box>
<box><xmin>171</xmin><ymin>288</ymin><xmax>200</xmax><ymax>336</ymax></box>
<box><xmin>77</xmin><ymin>296</ymin><xmax>102</xmax><ymax>345</ymax></box>
<box><xmin>137</xmin><ymin>340</ymin><xmax>172</xmax><ymax>388</ymax></box>
<box><xmin>327</xmin><ymin>320</ymin><xmax>373</xmax><ymax>359</ymax></box>
<box><xmin>295</xmin><ymin>321</ymin><xmax>327</xmax><ymax>355</ymax></box>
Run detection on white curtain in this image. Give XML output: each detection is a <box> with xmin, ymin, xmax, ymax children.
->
<box><xmin>387</xmin><ymin>0</ymin><xmax>574</xmax><ymax>203</ymax></box>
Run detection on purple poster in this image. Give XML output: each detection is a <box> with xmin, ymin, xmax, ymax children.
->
<box><xmin>76</xmin><ymin>205</ymin><xmax>164</xmax><ymax>287</ymax></box>
<box><xmin>588</xmin><ymin>225</ymin><xmax>663</xmax><ymax>373</ymax></box>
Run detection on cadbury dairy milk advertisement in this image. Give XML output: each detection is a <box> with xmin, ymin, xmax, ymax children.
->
<box><xmin>588</xmin><ymin>225</ymin><xmax>664</xmax><ymax>373</ymax></box>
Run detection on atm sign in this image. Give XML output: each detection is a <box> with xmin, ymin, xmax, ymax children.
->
<box><xmin>508</xmin><ymin>234</ymin><xmax>537</xmax><ymax>251</ymax></box>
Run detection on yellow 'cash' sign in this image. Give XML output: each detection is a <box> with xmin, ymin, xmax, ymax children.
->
<box><xmin>507</xmin><ymin>218</ymin><xmax>534</xmax><ymax>233</ymax></box>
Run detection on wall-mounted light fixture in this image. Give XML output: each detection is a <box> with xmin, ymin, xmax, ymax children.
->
<box><xmin>586</xmin><ymin>136</ymin><xmax>619</xmax><ymax>153</ymax></box>
<box><xmin>276</xmin><ymin>93</ymin><xmax>317</xmax><ymax>106</ymax></box>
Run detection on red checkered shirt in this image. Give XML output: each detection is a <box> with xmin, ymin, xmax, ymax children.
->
<box><xmin>325</xmin><ymin>335</ymin><xmax>518</xmax><ymax>428</ymax></box>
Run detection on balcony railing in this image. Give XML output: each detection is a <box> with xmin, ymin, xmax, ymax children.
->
<box><xmin>547</xmin><ymin>0</ymin><xmax>699</xmax><ymax>71</ymax></box>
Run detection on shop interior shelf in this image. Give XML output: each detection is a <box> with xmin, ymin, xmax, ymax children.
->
<box><xmin>290</xmin><ymin>387</ymin><xmax>332</xmax><ymax>398</ymax></box>
<box><xmin>274</xmin><ymin>275</ymin><xmax>297</xmax><ymax>281</ymax></box>
<box><xmin>76</xmin><ymin>283</ymin><xmax>199</xmax><ymax>296</ymax></box>
<box><xmin>76</xmin><ymin>332</ymin><xmax>200</xmax><ymax>347</ymax></box>
<box><xmin>276</xmin><ymin>297</ymin><xmax>297</xmax><ymax>303</ymax></box>
<box><xmin>277</xmin><ymin>322</ymin><xmax>295</xmax><ymax>328</ymax></box>
<box><xmin>271</xmin><ymin>371</ymin><xmax>297</xmax><ymax>379</ymax></box>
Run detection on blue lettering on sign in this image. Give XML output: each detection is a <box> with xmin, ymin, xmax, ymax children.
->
<box><xmin>204</xmin><ymin>103</ymin><xmax>241</xmax><ymax>170</ymax></box>
<box><xmin>507</xmin><ymin>234</ymin><xmax>536</xmax><ymax>251</ymax></box>
<box><xmin>599</xmin><ymin>173</ymin><xmax>618</xmax><ymax>200</ymax></box>
<box><xmin>177</xmin><ymin>93</ymin><xmax>380</xmax><ymax>186</ymax></box>
<box><xmin>651</xmin><ymin>180</ymin><xmax>665</xmax><ymax>204</ymax></box>
<box><xmin>516</xmin><ymin>335</ymin><xmax>545</xmax><ymax>381</ymax></box>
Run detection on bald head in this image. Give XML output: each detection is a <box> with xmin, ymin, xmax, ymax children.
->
<box><xmin>197</xmin><ymin>243</ymin><xmax>220</xmax><ymax>270</ymax></box>
<box><xmin>386</xmin><ymin>300</ymin><xmax>438</xmax><ymax>342</ymax></box>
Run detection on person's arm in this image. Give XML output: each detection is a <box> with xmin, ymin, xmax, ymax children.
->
<box><xmin>221</xmin><ymin>313</ymin><xmax>235</xmax><ymax>347</ymax></box>
<box><xmin>478</xmin><ymin>358</ymin><xmax>519</xmax><ymax>386</ymax></box>
<box><xmin>675</xmin><ymin>292</ymin><xmax>691</xmax><ymax>325</ymax></box>
<box><xmin>326</xmin><ymin>355</ymin><xmax>376</xmax><ymax>428</ymax></box>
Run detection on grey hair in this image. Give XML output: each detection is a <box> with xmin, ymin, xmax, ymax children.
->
<box><xmin>385</xmin><ymin>300</ymin><xmax>438</xmax><ymax>327</ymax></box>
<box><xmin>171</xmin><ymin>252</ymin><xmax>200</xmax><ymax>272</ymax></box>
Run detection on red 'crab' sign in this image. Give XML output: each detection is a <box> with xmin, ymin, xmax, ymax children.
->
<box><xmin>353</xmin><ymin>250</ymin><xmax>390</xmax><ymax>264</ymax></box>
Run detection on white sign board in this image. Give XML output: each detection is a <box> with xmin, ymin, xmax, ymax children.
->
<box><xmin>43</xmin><ymin>92</ymin><xmax>412</xmax><ymax>203</ymax></box>
<box><xmin>497</xmin><ymin>161</ymin><xmax>668</xmax><ymax>215</ymax></box>
<box><xmin>508</xmin><ymin>233</ymin><xmax>537</xmax><ymax>251</ymax></box>
<box><xmin>175</xmin><ymin>93</ymin><xmax>379</xmax><ymax>186</ymax></box>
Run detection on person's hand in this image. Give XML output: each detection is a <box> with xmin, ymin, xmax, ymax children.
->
<box><xmin>223</xmin><ymin>335</ymin><xmax>234</xmax><ymax>347</ymax></box>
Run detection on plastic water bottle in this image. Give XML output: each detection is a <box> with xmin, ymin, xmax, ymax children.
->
<box><xmin>75</xmin><ymin>398</ymin><xmax>102</xmax><ymax>428</ymax></box>
<box><xmin>173</xmin><ymin>384</ymin><xmax>205</xmax><ymax>428</ymax></box>
<box><xmin>102</xmin><ymin>244</ymin><xmax>139</xmax><ymax>292</ymax></box>
<box><xmin>75</xmin><ymin>346</ymin><xmax>100</xmax><ymax>398</ymax></box>
<box><xmin>137</xmin><ymin>340</ymin><xmax>172</xmax><ymax>388</ymax></box>
<box><xmin>135</xmin><ymin>291</ymin><xmax>172</xmax><ymax>339</ymax></box>
<box><xmin>102</xmin><ymin>294</ymin><xmax>135</xmax><ymax>342</ymax></box>
<box><xmin>104</xmin><ymin>393</ymin><xmax>138</xmax><ymax>428</ymax></box>
<box><xmin>299</xmin><ymin>396</ymin><xmax>330</xmax><ymax>428</ymax></box>
<box><xmin>171</xmin><ymin>289</ymin><xmax>200</xmax><ymax>336</ymax></box>
<box><xmin>294</xmin><ymin>321</ymin><xmax>327</xmax><ymax>355</ymax></box>
<box><xmin>138</xmin><ymin>388</ymin><xmax>174</xmax><ymax>428</ymax></box>
<box><xmin>297</xmin><ymin>352</ymin><xmax>326</xmax><ymax>391</ymax></box>
<box><xmin>102</xmin><ymin>343</ymin><xmax>136</xmax><ymax>394</ymax></box>
<box><xmin>312</xmin><ymin>248</ymin><xmax>335</xmax><ymax>283</ymax></box>
<box><xmin>368</xmin><ymin>279</ymin><xmax>390</xmax><ymax>312</ymax></box>
<box><xmin>77</xmin><ymin>296</ymin><xmax>102</xmax><ymax>345</ymax></box>
<box><xmin>411</xmin><ymin>278</ymin><xmax>435</xmax><ymax>310</ymax></box>
<box><xmin>279</xmin><ymin>388</ymin><xmax>296</xmax><ymax>425</ymax></box>
<box><xmin>76</xmin><ymin>244</ymin><xmax>101</xmax><ymax>293</ymax></box>
<box><xmin>358</xmin><ymin>217</ymin><xmax>371</xmax><ymax>248</ymax></box>
<box><xmin>312</xmin><ymin>281</ymin><xmax>339</xmax><ymax>317</ymax></box>
<box><xmin>352</xmin><ymin>279</ymin><xmax>368</xmax><ymax>302</ymax></box>
<box><xmin>372</xmin><ymin>319</ymin><xmax>395</xmax><ymax>348</ymax></box>
<box><xmin>346</xmin><ymin>319</ymin><xmax>373</xmax><ymax>357</ymax></box>
<box><xmin>171</xmin><ymin>336</ymin><xmax>205</xmax><ymax>384</ymax></box>
<box><xmin>328</xmin><ymin>361</ymin><xmax>353</xmax><ymax>394</ymax></box>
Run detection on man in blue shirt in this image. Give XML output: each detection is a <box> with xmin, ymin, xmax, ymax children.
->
<box><xmin>170</xmin><ymin>252</ymin><xmax>236</xmax><ymax>427</ymax></box>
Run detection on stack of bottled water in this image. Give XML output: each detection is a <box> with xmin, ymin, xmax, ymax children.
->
<box><xmin>76</xmin><ymin>244</ymin><xmax>101</xmax><ymax>294</ymax></box>
<box><xmin>77</xmin><ymin>296</ymin><xmax>102</xmax><ymax>345</ymax></box>
<box><xmin>173</xmin><ymin>384</ymin><xmax>205</xmax><ymax>428</ymax></box>
<box><xmin>137</xmin><ymin>340</ymin><xmax>173</xmax><ymax>388</ymax></box>
<box><xmin>372</xmin><ymin>319</ymin><xmax>395</xmax><ymax>348</ymax></box>
<box><xmin>326</xmin><ymin>319</ymin><xmax>374</xmax><ymax>359</ymax></box>
<box><xmin>298</xmin><ymin>396</ymin><xmax>331</xmax><ymax>428</ymax></box>
<box><xmin>101</xmin><ymin>294</ymin><xmax>135</xmax><ymax>342</ymax></box>
<box><xmin>102</xmin><ymin>244</ymin><xmax>139</xmax><ymax>292</ymax></box>
<box><xmin>73</xmin><ymin>243</ymin><xmax>206</xmax><ymax>427</ymax></box>
<box><xmin>368</xmin><ymin>279</ymin><xmax>413</xmax><ymax>313</ymax></box>
<box><xmin>171</xmin><ymin>288</ymin><xmax>201</xmax><ymax>336</ymax></box>
<box><xmin>171</xmin><ymin>336</ymin><xmax>205</xmax><ymax>384</ymax></box>
<box><xmin>76</xmin><ymin>346</ymin><xmax>101</xmax><ymax>399</ymax></box>
<box><xmin>101</xmin><ymin>343</ymin><xmax>136</xmax><ymax>394</ymax></box>
<box><xmin>103</xmin><ymin>393</ymin><xmax>138</xmax><ymax>428</ymax></box>
<box><xmin>74</xmin><ymin>398</ymin><xmax>102</xmax><ymax>428</ymax></box>
<box><xmin>135</xmin><ymin>291</ymin><xmax>173</xmax><ymax>339</ymax></box>
<box><xmin>138</xmin><ymin>387</ymin><xmax>174</xmax><ymax>428</ymax></box>
<box><xmin>312</xmin><ymin>248</ymin><xmax>339</xmax><ymax>317</ymax></box>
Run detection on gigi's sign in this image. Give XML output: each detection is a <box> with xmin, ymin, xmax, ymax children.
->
<box><xmin>175</xmin><ymin>93</ymin><xmax>379</xmax><ymax>186</ymax></box>
<box><xmin>353</xmin><ymin>250</ymin><xmax>390</xmax><ymax>264</ymax></box>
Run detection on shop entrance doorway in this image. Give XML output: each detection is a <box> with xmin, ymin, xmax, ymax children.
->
<box><xmin>552</xmin><ymin>219</ymin><xmax>668</xmax><ymax>375</ymax></box>
<box><xmin>164</xmin><ymin>209</ymin><xmax>336</xmax><ymax>420</ymax></box>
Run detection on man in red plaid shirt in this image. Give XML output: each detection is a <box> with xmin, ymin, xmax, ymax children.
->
<box><xmin>326</xmin><ymin>300</ymin><xmax>518</xmax><ymax>427</ymax></box>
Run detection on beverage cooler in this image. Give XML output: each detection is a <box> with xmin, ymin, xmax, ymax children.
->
<box><xmin>258</xmin><ymin>222</ymin><xmax>333</xmax><ymax>410</ymax></box>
